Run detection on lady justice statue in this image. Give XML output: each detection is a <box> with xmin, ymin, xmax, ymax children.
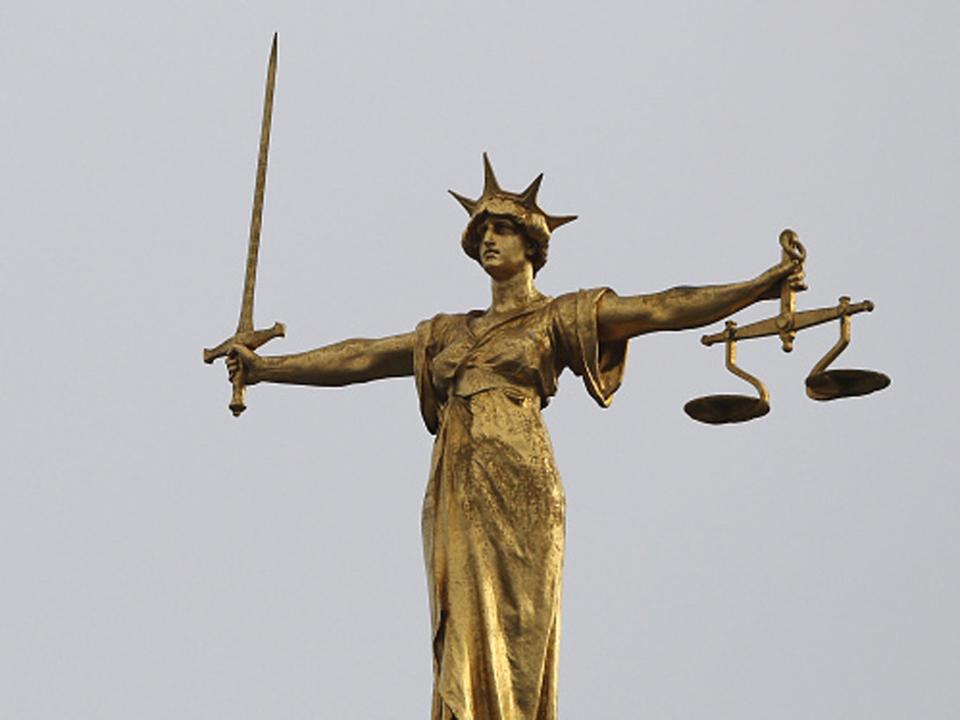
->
<box><xmin>220</xmin><ymin>151</ymin><xmax>805</xmax><ymax>719</ymax></box>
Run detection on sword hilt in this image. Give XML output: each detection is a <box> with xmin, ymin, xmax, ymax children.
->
<box><xmin>202</xmin><ymin>321</ymin><xmax>285</xmax><ymax>417</ymax></box>
<box><xmin>230</xmin><ymin>363</ymin><xmax>248</xmax><ymax>417</ymax></box>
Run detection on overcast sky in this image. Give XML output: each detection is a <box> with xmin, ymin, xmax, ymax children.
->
<box><xmin>2</xmin><ymin>1</ymin><xmax>958</xmax><ymax>718</ymax></box>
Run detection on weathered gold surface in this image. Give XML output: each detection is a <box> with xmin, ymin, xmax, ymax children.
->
<box><xmin>685</xmin><ymin>394</ymin><xmax>770</xmax><ymax>424</ymax></box>
<box><xmin>805</xmin><ymin>297</ymin><xmax>891</xmax><ymax>400</ymax></box>
<box><xmin>685</xmin><ymin>321</ymin><xmax>771</xmax><ymax>424</ymax></box>
<box><xmin>203</xmin><ymin>34</ymin><xmax>285</xmax><ymax>417</ymax></box>
<box><xmin>776</xmin><ymin>229</ymin><xmax>807</xmax><ymax>351</ymax></box>
<box><xmin>806</xmin><ymin>369</ymin><xmax>891</xmax><ymax>401</ymax></box>
<box><xmin>700</xmin><ymin>297</ymin><xmax>875</xmax><ymax>346</ymax></box>
<box><xmin>205</xmin><ymin>69</ymin><xmax>888</xmax><ymax>714</ymax></box>
<box><xmin>415</xmin><ymin>289</ymin><xmax>623</xmax><ymax>719</ymax></box>
<box><xmin>693</xmin><ymin>254</ymin><xmax>889</xmax><ymax>422</ymax></box>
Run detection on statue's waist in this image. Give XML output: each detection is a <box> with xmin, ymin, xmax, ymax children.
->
<box><xmin>450</xmin><ymin>367</ymin><xmax>541</xmax><ymax>405</ymax></box>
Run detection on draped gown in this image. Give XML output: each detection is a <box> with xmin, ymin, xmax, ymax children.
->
<box><xmin>413</xmin><ymin>288</ymin><xmax>628</xmax><ymax>720</ymax></box>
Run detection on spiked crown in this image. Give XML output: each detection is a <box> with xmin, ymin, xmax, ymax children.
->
<box><xmin>450</xmin><ymin>153</ymin><xmax>577</xmax><ymax>273</ymax></box>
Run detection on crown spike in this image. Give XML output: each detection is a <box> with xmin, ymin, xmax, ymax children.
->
<box><xmin>482</xmin><ymin>152</ymin><xmax>502</xmax><ymax>197</ymax></box>
<box><xmin>448</xmin><ymin>190</ymin><xmax>478</xmax><ymax>215</ymax></box>
<box><xmin>545</xmin><ymin>214</ymin><xmax>578</xmax><ymax>231</ymax></box>
<box><xmin>519</xmin><ymin>173</ymin><xmax>544</xmax><ymax>207</ymax></box>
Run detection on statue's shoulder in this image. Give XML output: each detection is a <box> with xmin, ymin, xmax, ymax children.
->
<box><xmin>415</xmin><ymin>310</ymin><xmax>475</xmax><ymax>346</ymax></box>
<box><xmin>549</xmin><ymin>288</ymin><xmax>614</xmax><ymax>312</ymax></box>
<box><xmin>417</xmin><ymin>309</ymin><xmax>471</xmax><ymax>329</ymax></box>
<box><xmin>547</xmin><ymin>290</ymin><xmax>577</xmax><ymax>307</ymax></box>
<box><xmin>542</xmin><ymin>290</ymin><xmax>581</xmax><ymax>320</ymax></box>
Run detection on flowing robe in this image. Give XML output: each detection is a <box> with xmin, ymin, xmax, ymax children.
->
<box><xmin>413</xmin><ymin>289</ymin><xmax>628</xmax><ymax>720</ymax></box>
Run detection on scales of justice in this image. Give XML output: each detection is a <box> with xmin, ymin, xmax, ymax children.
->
<box><xmin>204</xmin><ymin>37</ymin><xmax>890</xmax><ymax>720</ymax></box>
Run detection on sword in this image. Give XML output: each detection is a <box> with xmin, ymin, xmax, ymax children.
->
<box><xmin>203</xmin><ymin>34</ymin><xmax>285</xmax><ymax>417</ymax></box>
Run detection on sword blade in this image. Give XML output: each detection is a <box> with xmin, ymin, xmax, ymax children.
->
<box><xmin>237</xmin><ymin>33</ymin><xmax>278</xmax><ymax>334</ymax></box>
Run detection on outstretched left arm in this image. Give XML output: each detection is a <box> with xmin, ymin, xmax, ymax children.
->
<box><xmin>597</xmin><ymin>258</ymin><xmax>803</xmax><ymax>342</ymax></box>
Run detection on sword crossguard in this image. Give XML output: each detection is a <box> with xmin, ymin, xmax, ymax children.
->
<box><xmin>203</xmin><ymin>321</ymin><xmax>286</xmax><ymax>364</ymax></box>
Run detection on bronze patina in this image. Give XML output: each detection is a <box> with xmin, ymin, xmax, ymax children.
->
<box><xmin>204</xmin><ymin>37</ymin><xmax>888</xmax><ymax>720</ymax></box>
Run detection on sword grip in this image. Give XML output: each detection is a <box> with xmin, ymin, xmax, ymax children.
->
<box><xmin>206</xmin><ymin>323</ymin><xmax>285</xmax><ymax>417</ymax></box>
<box><xmin>229</xmin><ymin>361</ymin><xmax>247</xmax><ymax>417</ymax></box>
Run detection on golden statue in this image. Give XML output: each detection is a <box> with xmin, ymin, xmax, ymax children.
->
<box><xmin>222</xmin><ymin>153</ymin><xmax>803</xmax><ymax>719</ymax></box>
<box><xmin>204</xmin><ymin>38</ymin><xmax>888</xmax><ymax>720</ymax></box>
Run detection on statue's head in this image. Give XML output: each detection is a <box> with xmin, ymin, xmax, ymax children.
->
<box><xmin>450</xmin><ymin>153</ymin><xmax>577</xmax><ymax>275</ymax></box>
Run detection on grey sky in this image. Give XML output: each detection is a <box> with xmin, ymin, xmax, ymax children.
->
<box><xmin>2</xmin><ymin>1</ymin><xmax>958</xmax><ymax>717</ymax></box>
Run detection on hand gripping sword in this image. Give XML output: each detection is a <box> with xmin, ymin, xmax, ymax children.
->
<box><xmin>203</xmin><ymin>34</ymin><xmax>285</xmax><ymax>416</ymax></box>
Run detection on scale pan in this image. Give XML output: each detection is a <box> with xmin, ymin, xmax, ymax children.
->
<box><xmin>684</xmin><ymin>394</ymin><xmax>770</xmax><ymax>424</ymax></box>
<box><xmin>805</xmin><ymin>369</ymin><xmax>891</xmax><ymax>401</ymax></box>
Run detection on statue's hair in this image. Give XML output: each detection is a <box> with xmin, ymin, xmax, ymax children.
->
<box><xmin>461</xmin><ymin>211</ymin><xmax>549</xmax><ymax>275</ymax></box>
<box><xmin>450</xmin><ymin>154</ymin><xmax>575</xmax><ymax>277</ymax></box>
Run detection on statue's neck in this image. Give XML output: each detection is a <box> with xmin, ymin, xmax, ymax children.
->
<box><xmin>489</xmin><ymin>268</ymin><xmax>540</xmax><ymax>314</ymax></box>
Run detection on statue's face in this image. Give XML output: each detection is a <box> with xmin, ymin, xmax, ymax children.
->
<box><xmin>479</xmin><ymin>216</ymin><xmax>531</xmax><ymax>280</ymax></box>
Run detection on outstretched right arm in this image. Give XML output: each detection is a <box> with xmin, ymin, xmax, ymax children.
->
<box><xmin>228</xmin><ymin>331</ymin><xmax>416</xmax><ymax>387</ymax></box>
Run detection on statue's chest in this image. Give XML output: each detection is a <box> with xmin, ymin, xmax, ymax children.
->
<box><xmin>431</xmin><ymin>315</ymin><xmax>554</xmax><ymax>390</ymax></box>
